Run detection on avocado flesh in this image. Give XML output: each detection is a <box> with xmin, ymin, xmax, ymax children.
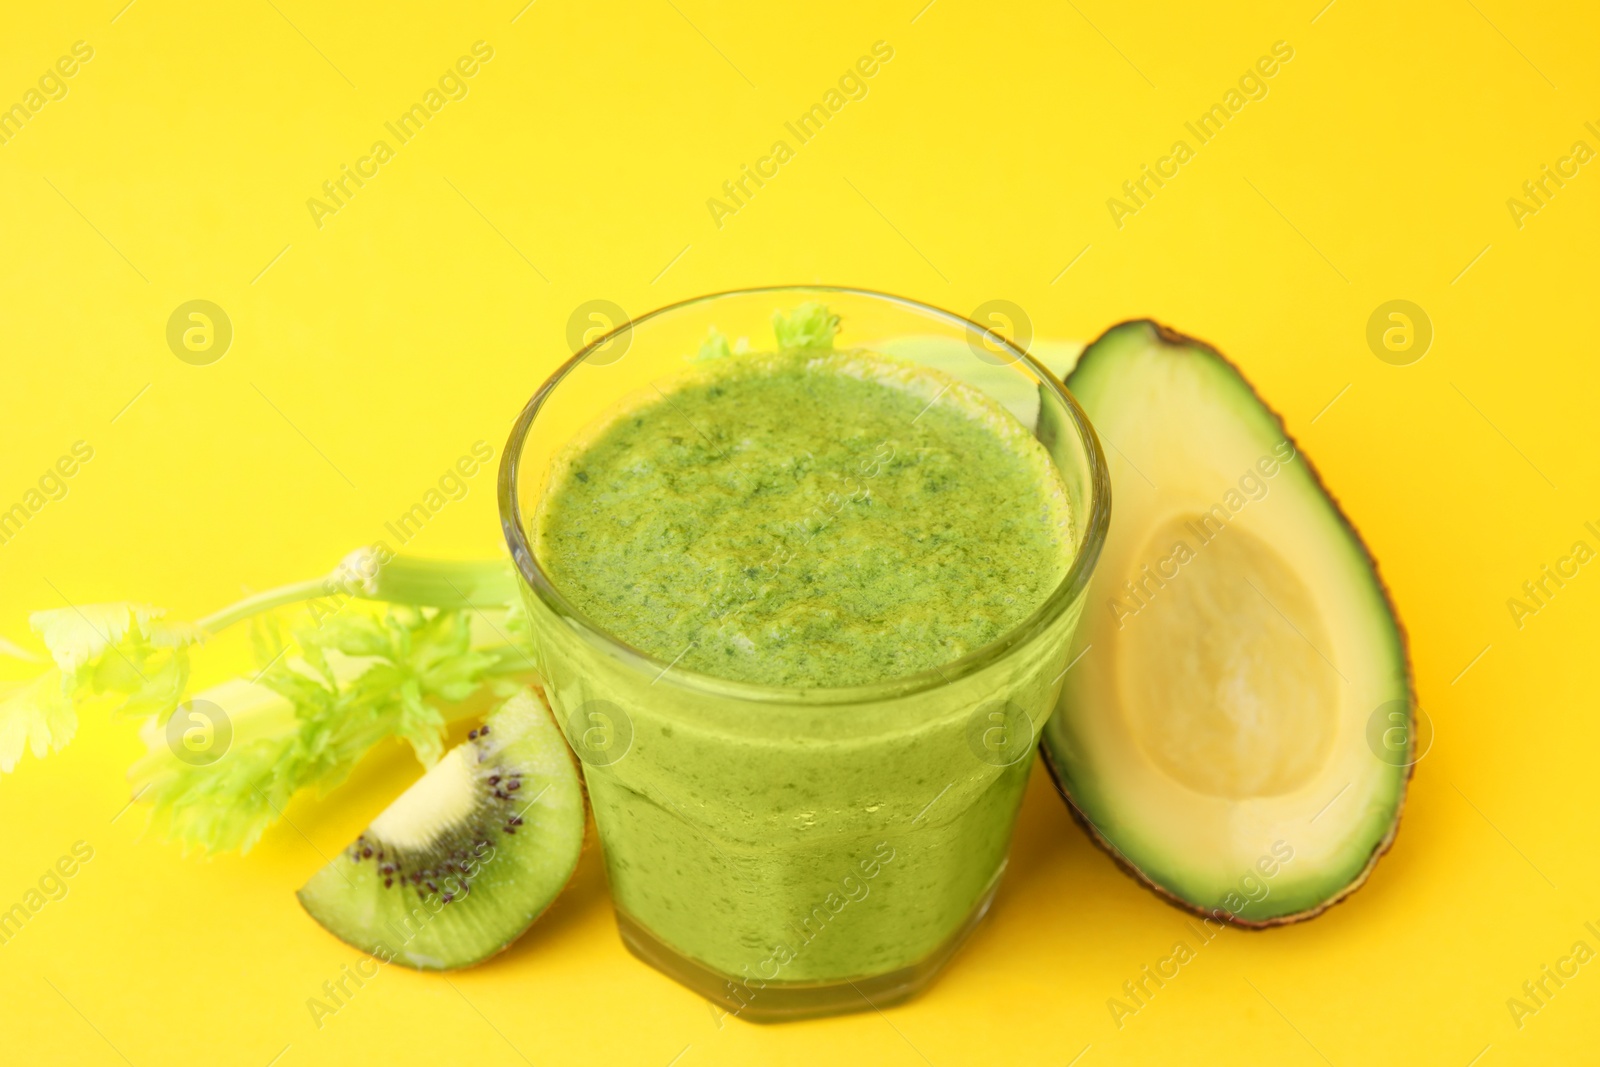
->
<box><xmin>1042</xmin><ymin>321</ymin><xmax>1411</xmax><ymax>925</ymax></box>
<box><xmin>297</xmin><ymin>688</ymin><xmax>585</xmax><ymax>968</ymax></box>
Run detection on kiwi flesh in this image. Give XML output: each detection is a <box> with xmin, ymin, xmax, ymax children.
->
<box><xmin>296</xmin><ymin>687</ymin><xmax>585</xmax><ymax>969</ymax></box>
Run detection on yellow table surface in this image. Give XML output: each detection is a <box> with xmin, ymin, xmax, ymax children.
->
<box><xmin>2</xmin><ymin>2</ymin><xmax>1597</xmax><ymax>1064</ymax></box>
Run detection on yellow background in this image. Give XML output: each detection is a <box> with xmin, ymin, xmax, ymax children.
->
<box><xmin>2</xmin><ymin>1</ymin><xmax>1597</xmax><ymax>1063</ymax></box>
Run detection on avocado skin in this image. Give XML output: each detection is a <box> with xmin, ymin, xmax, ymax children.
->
<box><xmin>1045</xmin><ymin>319</ymin><xmax>1415</xmax><ymax>929</ymax></box>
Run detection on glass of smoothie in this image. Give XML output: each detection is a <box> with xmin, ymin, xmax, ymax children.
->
<box><xmin>499</xmin><ymin>287</ymin><xmax>1108</xmax><ymax>1021</ymax></box>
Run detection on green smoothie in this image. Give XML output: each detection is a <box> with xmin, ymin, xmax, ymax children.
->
<box><xmin>537</xmin><ymin>333</ymin><xmax>1073</xmax><ymax>688</ymax></box>
<box><xmin>528</xmin><ymin>305</ymin><xmax>1078</xmax><ymax>995</ymax></box>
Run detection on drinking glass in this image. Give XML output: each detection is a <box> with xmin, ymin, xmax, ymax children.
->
<box><xmin>499</xmin><ymin>286</ymin><xmax>1108</xmax><ymax>1021</ymax></box>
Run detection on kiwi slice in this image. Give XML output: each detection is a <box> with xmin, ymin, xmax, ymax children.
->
<box><xmin>296</xmin><ymin>687</ymin><xmax>585</xmax><ymax>969</ymax></box>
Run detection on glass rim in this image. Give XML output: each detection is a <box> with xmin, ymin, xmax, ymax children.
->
<box><xmin>497</xmin><ymin>284</ymin><xmax>1111</xmax><ymax>706</ymax></box>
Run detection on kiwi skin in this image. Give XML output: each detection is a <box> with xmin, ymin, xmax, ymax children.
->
<box><xmin>297</xmin><ymin>686</ymin><xmax>590</xmax><ymax>970</ymax></box>
<box><xmin>1045</xmin><ymin>319</ymin><xmax>1415</xmax><ymax>930</ymax></box>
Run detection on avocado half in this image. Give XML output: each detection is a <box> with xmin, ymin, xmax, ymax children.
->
<box><xmin>1041</xmin><ymin>321</ymin><xmax>1413</xmax><ymax>927</ymax></box>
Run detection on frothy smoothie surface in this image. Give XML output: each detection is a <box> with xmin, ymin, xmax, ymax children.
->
<box><xmin>536</xmin><ymin>340</ymin><xmax>1074</xmax><ymax>688</ymax></box>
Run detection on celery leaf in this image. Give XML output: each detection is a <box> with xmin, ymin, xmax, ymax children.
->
<box><xmin>0</xmin><ymin>603</ymin><xmax>203</xmax><ymax>773</ymax></box>
<box><xmin>773</xmin><ymin>302</ymin><xmax>840</xmax><ymax>350</ymax></box>
<box><xmin>134</xmin><ymin>603</ymin><xmax>511</xmax><ymax>853</ymax></box>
